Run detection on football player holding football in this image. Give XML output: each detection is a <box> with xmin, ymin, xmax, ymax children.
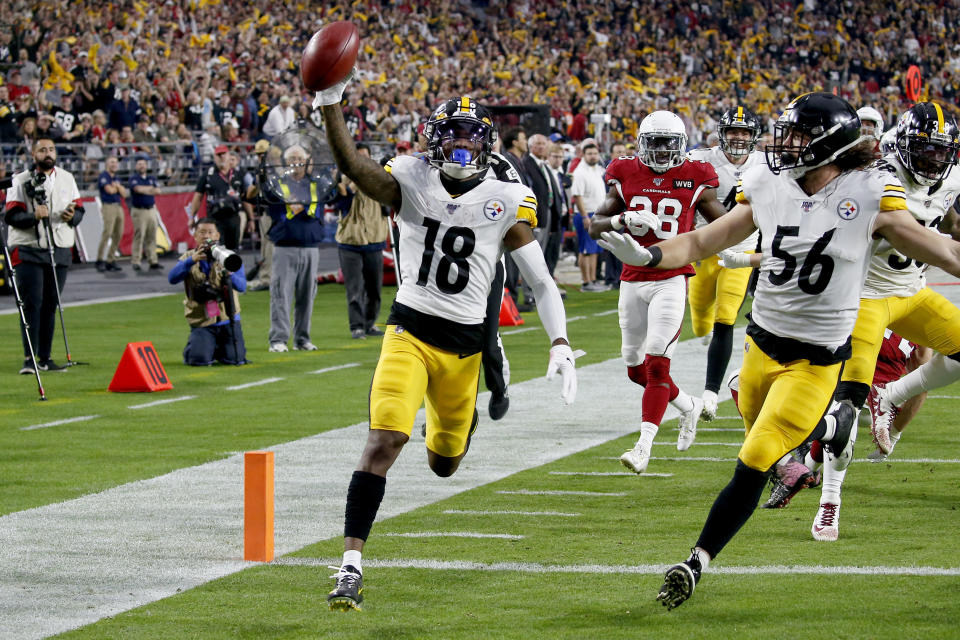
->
<box><xmin>598</xmin><ymin>92</ymin><xmax>960</xmax><ymax>609</ymax></box>
<box><xmin>589</xmin><ymin>110</ymin><xmax>728</xmax><ymax>472</ymax></box>
<box><xmin>316</xmin><ymin>76</ymin><xmax>580</xmax><ymax>612</ymax></box>
<box><xmin>686</xmin><ymin>106</ymin><xmax>766</xmax><ymax>421</ymax></box>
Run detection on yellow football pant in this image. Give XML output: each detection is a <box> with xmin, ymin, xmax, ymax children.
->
<box><xmin>688</xmin><ymin>254</ymin><xmax>752</xmax><ymax>337</ymax></box>
<box><xmin>736</xmin><ymin>336</ymin><xmax>842</xmax><ymax>472</ymax></box>
<box><xmin>369</xmin><ymin>326</ymin><xmax>481</xmax><ymax>458</ymax></box>
<box><xmin>844</xmin><ymin>288</ymin><xmax>960</xmax><ymax>385</ymax></box>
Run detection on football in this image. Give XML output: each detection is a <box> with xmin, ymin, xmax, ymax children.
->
<box><xmin>300</xmin><ymin>21</ymin><xmax>360</xmax><ymax>92</ymax></box>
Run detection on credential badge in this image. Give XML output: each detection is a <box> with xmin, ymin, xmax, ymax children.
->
<box><xmin>483</xmin><ymin>199</ymin><xmax>506</xmax><ymax>221</ymax></box>
<box><xmin>837</xmin><ymin>198</ymin><xmax>859</xmax><ymax>220</ymax></box>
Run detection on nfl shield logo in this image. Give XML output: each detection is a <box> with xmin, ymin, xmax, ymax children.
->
<box><xmin>802</xmin><ymin>201</ymin><xmax>814</xmax><ymax>212</ymax></box>
<box><xmin>447</xmin><ymin>203</ymin><xmax>460</xmax><ymax>215</ymax></box>
<box><xmin>653</xmin><ymin>178</ymin><xmax>664</xmax><ymax>186</ymax></box>
<box><xmin>837</xmin><ymin>198</ymin><xmax>859</xmax><ymax>220</ymax></box>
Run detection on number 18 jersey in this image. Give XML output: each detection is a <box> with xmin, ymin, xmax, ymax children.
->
<box><xmin>386</xmin><ymin>154</ymin><xmax>538</xmax><ymax>326</ymax></box>
<box><xmin>605</xmin><ymin>156</ymin><xmax>719</xmax><ymax>281</ymax></box>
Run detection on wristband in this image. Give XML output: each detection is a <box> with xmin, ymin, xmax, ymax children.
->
<box><xmin>647</xmin><ymin>246</ymin><xmax>663</xmax><ymax>268</ymax></box>
<box><xmin>609</xmin><ymin>214</ymin><xmax>624</xmax><ymax>231</ymax></box>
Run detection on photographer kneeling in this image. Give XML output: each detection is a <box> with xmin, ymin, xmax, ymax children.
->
<box><xmin>168</xmin><ymin>220</ymin><xmax>248</xmax><ymax>366</ymax></box>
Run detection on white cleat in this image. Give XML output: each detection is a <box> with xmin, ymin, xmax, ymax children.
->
<box><xmin>869</xmin><ymin>384</ymin><xmax>900</xmax><ymax>454</ymax></box>
<box><xmin>620</xmin><ymin>444</ymin><xmax>651</xmax><ymax>474</ymax></box>
<box><xmin>699</xmin><ymin>331</ymin><xmax>713</xmax><ymax>346</ymax></box>
<box><xmin>812</xmin><ymin>502</ymin><xmax>840</xmax><ymax>541</ymax></box>
<box><xmin>677</xmin><ymin>397</ymin><xmax>703</xmax><ymax>451</ymax></box>
<box><xmin>700</xmin><ymin>395</ymin><xmax>718</xmax><ymax>422</ymax></box>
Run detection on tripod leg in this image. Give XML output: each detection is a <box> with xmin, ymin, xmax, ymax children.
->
<box><xmin>2</xmin><ymin>230</ymin><xmax>46</xmax><ymax>400</ymax></box>
<box><xmin>44</xmin><ymin>222</ymin><xmax>74</xmax><ymax>365</ymax></box>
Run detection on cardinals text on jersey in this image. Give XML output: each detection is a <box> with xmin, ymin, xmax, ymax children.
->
<box><xmin>605</xmin><ymin>156</ymin><xmax>719</xmax><ymax>282</ymax></box>
<box><xmin>737</xmin><ymin>163</ymin><xmax>906</xmax><ymax>349</ymax></box>
<box><xmin>861</xmin><ymin>154</ymin><xmax>960</xmax><ymax>298</ymax></box>
<box><xmin>385</xmin><ymin>154</ymin><xmax>537</xmax><ymax>328</ymax></box>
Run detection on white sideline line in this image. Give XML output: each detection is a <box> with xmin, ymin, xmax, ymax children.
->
<box><xmin>309</xmin><ymin>362</ymin><xmax>361</xmax><ymax>375</ymax></box>
<box><xmin>566</xmin><ymin>315</ymin><xmax>586</xmax><ymax>322</ymax></box>
<box><xmin>697</xmin><ymin>428</ymin><xmax>744</xmax><ymax>432</ymax></box>
<box><xmin>497</xmin><ymin>489</ymin><xmax>626</xmax><ymax>497</ymax></box>
<box><xmin>0</xmin><ymin>292</ymin><xmax>171</xmax><ymax>316</ymax></box>
<box><xmin>652</xmin><ymin>441</ymin><xmax>741</xmax><ymax>447</ymax></box>
<box><xmin>20</xmin><ymin>415</ymin><xmax>100</xmax><ymax>431</ymax></box>
<box><xmin>928</xmin><ymin>395</ymin><xmax>960</xmax><ymax>399</ymax></box>
<box><xmin>442</xmin><ymin>509</ymin><xmax>581</xmax><ymax>517</ymax></box>
<box><xmin>712</xmin><ymin>416</ymin><xmax>745</xmax><ymax>420</ymax></box>
<box><xmin>593</xmin><ymin>309</ymin><xmax>619</xmax><ymax>316</ymax></box>
<box><xmin>225</xmin><ymin>377</ymin><xmax>284</xmax><ymax>391</ymax></box>
<box><xmin>383</xmin><ymin>532</ymin><xmax>523</xmax><ymax>540</ymax></box>
<box><xmin>500</xmin><ymin>326</ymin><xmax>538</xmax><ymax>335</ymax></box>
<box><xmin>127</xmin><ymin>395</ymin><xmax>197</xmax><ymax>409</ymax></box>
<box><xmin>548</xmin><ymin>471</ymin><xmax>674</xmax><ymax>477</ymax></box>
<box><xmin>275</xmin><ymin>556</ymin><xmax>960</xmax><ymax>577</ymax></box>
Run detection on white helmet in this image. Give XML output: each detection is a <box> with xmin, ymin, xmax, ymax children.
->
<box><xmin>879</xmin><ymin>127</ymin><xmax>897</xmax><ymax>155</ymax></box>
<box><xmin>856</xmin><ymin>106</ymin><xmax>885</xmax><ymax>141</ymax></box>
<box><xmin>637</xmin><ymin>111</ymin><xmax>688</xmax><ymax>173</ymax></box>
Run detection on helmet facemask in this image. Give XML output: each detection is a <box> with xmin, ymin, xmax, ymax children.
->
<box><xmin>428</xmin><ymin>119</ymin><xmax>494</xmax><ymax>179</ymax></box>
<box><xmin>638</xmin><ymin>132</ymin><xmax>686</xmax><ymax>173</ymax></box>
<box><xmin>897</xmin><ymin>134</ymin><xmax>960</xmax><ymax>187</ymax></box>
<box><xmin>719</xmin><ymin>125</ymin><xmax>760</xmax><ymax>157</ymax></box>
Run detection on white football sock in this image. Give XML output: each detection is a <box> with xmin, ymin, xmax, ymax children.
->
<box><xmin>702</xmin><ymin>389</ymin><xmax>718</xmax><ymax>405</ymax></box>
<box><xmin>804</xmin><ymin>451</ymin><xmax>822</xmax><ymax>473</ymax></box>
<box><xmin>820</xmin><ymin>458</ymin><xmax>846</xmax><ymax>505</ymax></box>
<box><xmin>638</xmin><ymin>421</ymin><xmax>659</xmax><ymax>449</ymax></box>
<box><xmin>887</xmin><ymin>352</ymin><xmax>960</xmax><ymax>406</ymax></box>
<box><xmin>343</xmin><ymin>550</ymin><xmax>362</xmax><ymax>573</ymax></box>
<box><xmin>671</xmin><ymin>390</ymin><xmax>694</xmax><ymax>414</ymax></box>
<box><xmin>692</xmin><ymin>546</ymin><xmax>711</xmax><ymax>571</ymax></box>
<box><xmin>820</xmin><ymin>414</ymin><xmax>837</xmax><ymax>441</ymax></box>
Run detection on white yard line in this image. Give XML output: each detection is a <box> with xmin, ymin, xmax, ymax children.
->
<box><xmin>548</xmin><ymin>471</ymin><xmax>674</xmax><ymax>477</ymax></box>
<box><xmin>225</xmin><ymin>377</ymin><xmax>284</xmax><ymax>391</ymax></box>
<box><xmin>497</xmin><ymin>489</ymin><xmax>627</xmax><ymax>497</ymax></box>
<box><xmin>308</xmin><ymin>362</ymin><xmax>361</xmax><ymax>375</ymax></box>
<box><xmin>126</xmin><ymin>395</ymin><xmax>197</xmax><ymax>409</ymax></box>
<box><xmin>500</xmin><ymin>326</ymin><xmax>539</xmax><ymax>335</ymax></box>
<box><xmin>383</xmin><ymin>532</ymin><xmax>524</xmax><ymax>540</ymax></box>
<box><xmin>0</xmin><ymin>328</ymin><xmax>745</xmax><ymax>640</ymax></box>
<box><xmin>20</xmin><ymin>415</ymin><xmax>100</xmax><ymax>432</ymax></box>
<box><xmin>442</xmin><ymin>509</ymin><xmax>581</xmax><ymax>517</ymax></box>
<box><xmin>275</xmin><ymin>556</ymin><xmax>960</xmax><ymax>577</ymax></box>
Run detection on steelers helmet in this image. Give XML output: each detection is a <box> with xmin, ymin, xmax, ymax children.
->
<box><xmin>717</xmin><ymin>106</ymin><xmax>762</xmax><ymax>157</ymax></box>
<box><xmin>422</xmin><ymin>96</ymin><xmax>497</xmax><ymax>179</ymax></box>
<box><xmin>636</xmin><ymin>111</ymin><xmax>687</xmax><ymax>173</ymax></box>
<box><xmin>766</xmin><ymin>93</ymin><xmax>862</xmax><ymax>178</ymax></box>
<box><xmin>895</xmin><ymin>102</ymin><xmax>960</xmax><ymax>186</ymax></box>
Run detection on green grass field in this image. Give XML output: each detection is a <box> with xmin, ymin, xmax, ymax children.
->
<box><xmin>3</xmin><ymin>284</ymin><xmax>959</xmax><ymax>639</ymax></box>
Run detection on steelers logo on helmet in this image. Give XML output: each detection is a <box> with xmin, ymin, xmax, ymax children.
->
<box><xmin>766</xmin><ymin>92</ymin><xmax>862</xmax><ymax>179</ymax></box>
<box><xmin>636</xmin><ymin>111</ymin><xmax>687</xmax><ymax>173</ymax></box>
<box><xmin>423</xmin><ymin>96</ymin><xmax>498</xmax><ymax>180</ymax></box>
<box><xmin>718</xmin><ymin>105</ymin><xmax>762</xmax><ymax>157</ymax></box>
<box><xmin>895</xmin><ymin>101</ymin><xmax>960</xmax><ymax>187</ymax></box>
<box><xmin>837</xmin><ymin>198</ymin><xmax>860</xmax><ymax>220</ymax></box>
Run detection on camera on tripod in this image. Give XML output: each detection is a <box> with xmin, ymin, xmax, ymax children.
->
<box><xmin>201</xmin><ymin>238</ymin><xmax>242</xmax><ymax>272</ymax></box>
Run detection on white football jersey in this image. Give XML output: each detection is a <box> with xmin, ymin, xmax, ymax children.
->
<box><xmin>387</xmin><ymin>155</ymin><xmax>537</xmax><ymax>325</ymax></box>
<box><xmin>739</xmin><ymin>165</ymin><xmax>902</xmax><ymax>349</ymax></box>
<box><xmin>687</xmin><ymin>146</ymin><xmax>764</xmax><ymax>252</ymax></box>
<box><xmin>861</xmin><ymin>154</ymin><xmax>960</xmax><ymax>298</ymax></box>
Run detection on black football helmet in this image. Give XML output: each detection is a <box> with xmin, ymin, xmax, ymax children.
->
<box><xmin>895</xmin><ymin>101</ymin><xmax>960</xmax><ymax>186</ymax></box>
<box><xmin>766</xmin><ymin>93</ymin><xmax>862</xmax><ymax>177</ymax></box>
<box><xmin>718</xmin><ymin>106</ymin><xmax>762</xmax><ymax>157</ymax></box>
<box><xmin>422</xmin><ymin>96</ymin><xmax>497</xmax><ymax>179</ymax></box>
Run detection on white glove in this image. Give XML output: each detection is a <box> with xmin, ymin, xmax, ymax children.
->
<box><xmin>312</xmin><ymin>70</ymin><xmax>355</xmax><ymax>108</ymax></box>
<box><xmin>718</xmin><ymin>249</ymin><xmax>754</xmax><ymax>269</ymax></box>
<box><xmin>546</xmin><ymin>344</ymin><xmax>586</xmax><ymax>405</ymax></box>
<box><xmin>598</xmin><ymin>230</ymin><xmax>653</xmax><ymax>266</ymax></box>
<box><xmin>622</xmin><ymin>209</ymin><xmax>659</xmax><ymax>236</ymax></box>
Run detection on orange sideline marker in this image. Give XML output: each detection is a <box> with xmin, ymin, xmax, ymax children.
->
<box><xmin>244</xmin><ymin>451</ymin><xmax>275</xmax><ymax>562</ymax></box>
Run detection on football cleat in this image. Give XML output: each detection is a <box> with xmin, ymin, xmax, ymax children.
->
<box><xmin>328</xmin><ymin>565</ymin><xmax>363</xmax><ymax>611</ymax></box>
<box><xmin>676</xmin><ymin>397</ymin><xmax>703</xmax><ymax>451</ymax></box>
<box><xmin>657</xmin><ymin>550</ymin><xmax>703</xmax><ymax>610</ymax></box>
<box><xmin>867</xmin><ymin>447</ymin><xmax>889</xmax><ymax>463</ymax></box>
<box><xmin>869</xmin><ymin>384</ymin><xmax>900</xmax><ymax>454</ymax></box>
<box><xmin>700</xmin><ymin>394</ymin><xmax>718</xmax><ymax>422</ymax></box>
<box><xmin>620</xmin><ymin>443</ymin><xmax>651</xmax><ymax>474</ymax></box>
<box><xmin>811</xmin><ymin>502</ymin><xmax>840</xmax><ymax>541</ymax></box>
<box><xmin>823</xmin><ymin>401</ymin><xmax>857</xmax><ymax>471</ymax></box>
<box><xmin>760</xmin><ymin>460</ymin><xmax>815</xmax><ymax>509</ymax></box>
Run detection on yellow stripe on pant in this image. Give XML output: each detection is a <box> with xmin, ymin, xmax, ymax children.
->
<box><xmin>843</xmin><ymin>288</ymin><xmax>960</xmax><ymax>385</ymax></box>
<box><xmin>736</xmin><ymin>336</ymin><xmax>842</xmax><ymax>471</ymax></box>
<box><xmin>688</xmin><ymin>254</ymin><xmax>753</xmax><ymax>337</ymax></box>
<box><xmin>369</xmin><ymin>326</ymin><xmax>481</xmax><ymax>458</ymax></box>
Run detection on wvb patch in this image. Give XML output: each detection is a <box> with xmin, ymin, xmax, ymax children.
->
<box><xmin>483</xmin><ymin>199</ymin><xmax>507</xmax><ymax>221</ymax></box>
<box><xmin>837</xmin><ymin>198</ymin><xmax>859</xmax><ymax>220</ymax></box>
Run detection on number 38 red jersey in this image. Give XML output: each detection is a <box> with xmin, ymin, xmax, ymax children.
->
<box><xmin>605</xmin><ymin>156</ymin><xmax>719</xmax><ymax>282</ymax></box>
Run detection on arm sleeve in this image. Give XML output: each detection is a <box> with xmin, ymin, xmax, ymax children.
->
<box><xmin>168</xmin><ymin>257</ymin><xmax>193</xmax><ymax>284</ymax></box>
<box><xmin>230</xmin><ymin>265</ymin><xmax>247</xmax><ymax>292</ymax></box>
<box><xmin>509</xmin><ymin>239</ymin><xmax>567</xmax><ymax>343</ymax></box>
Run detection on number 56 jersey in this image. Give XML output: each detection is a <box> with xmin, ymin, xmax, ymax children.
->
<box><xmin>605</xmin><ymin>156</ymin><xmax>719</xmax><ymax>282</ymax></box>
<box><xmin>739</xmin><ymin>164</ymin><xmax>906</xmax><ymax>349</ymax></box>
<box><xmin>386</xmin><ymin>154</ymin><xmax>538</xmax><ymax>325</ymax></box>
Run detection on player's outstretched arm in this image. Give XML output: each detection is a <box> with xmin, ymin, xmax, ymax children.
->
<box><xmin>599</xmin><ymin>203</ymin><xmax>756</xmax><ymax>268</ymax></box>
<box><xmin>695</xmin><ymin>187</ymin><xmax>726</xmax><ymax>223</ymax></box>
<box><xmin>877</xmin><ymin>208</ymin><xmax>960</xmax><ymax>279</ymax></box>
<box><xmin>588</xmin><ymin>187</ymin><xmax>627</xmax><ymax>239</ymax></box>
<box><xmin>504</xmin><ymin>222</ymin><xmax>583</xmax><ymax>404</ymax></box>
<box><xmin>316</xmin><ymin>76</ymin><xmax>401</xmax><ymax>210</ymax></box>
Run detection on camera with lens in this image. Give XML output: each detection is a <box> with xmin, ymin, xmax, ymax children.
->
<box><xmin>24</xmin><ymin>171</ymin><xmax>47</xmax><ymax>207</ymax></box>
<box><xmin>201</xmin><ymin>238</ymin><xmax>243</xmax><ymax>272</ymax></box>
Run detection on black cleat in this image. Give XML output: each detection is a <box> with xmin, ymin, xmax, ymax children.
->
<box><xmin>37</xmin><ymin>359</ymin><xmax>67</xmax><ymax>371</ymax></box>
<box><xmin>488</xmin><ymin>393</ymin><xmax>509</xmax><ymax>421</ymax></box>
<box><xmin>761</xmin><ymin>460</ymin><xmax>815</xmax><ymax>509</ymax></box>
<box><xmin>657</xmin><ymin>551</ymin><xmax>702</xmax><ymax>610</ymax></box>
<box><xmin>328</xmin><ymin>565</ymin><xmax>363</xmax><ymax>611</ymax></box>
<box><xmin>19</xmin><ymin>359</ymin><xmax>36</xmax><ymax>375</ymax></box>
<box><xmin>823</xmin><ymin>401</ymin><xmax>857</xmax><ymax>471</ymax></box>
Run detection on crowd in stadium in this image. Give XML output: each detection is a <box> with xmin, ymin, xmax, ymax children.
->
<box><xmin>1</xmin><ymin>0</ymin><xmax>960</xmax><ymax>188</ymax></box>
